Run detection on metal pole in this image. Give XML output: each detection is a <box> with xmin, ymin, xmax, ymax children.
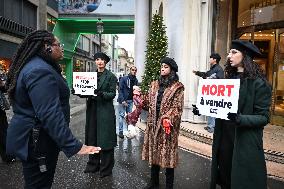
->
<box><xmin>99</xmin><ymin>33</ymin><xmax>102</xmax><ymax>52</ymax></box>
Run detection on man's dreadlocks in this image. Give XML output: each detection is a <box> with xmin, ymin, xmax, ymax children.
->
<box><xmin>6</xmin><ymin>30</ymin><xmax>59</xmax><ymax>101</ymax></box>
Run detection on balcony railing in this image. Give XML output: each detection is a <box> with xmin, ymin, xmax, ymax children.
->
<box><xmin>0</xmin><ymin>16</ymin><xmax>34</xmax><ymax>37</ymax></box>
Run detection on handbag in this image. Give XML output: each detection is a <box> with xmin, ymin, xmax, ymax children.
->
<box><xmin>0</xmin><ymin>91</ymin><xmax>10</xmax><ymax>110</ymax></box>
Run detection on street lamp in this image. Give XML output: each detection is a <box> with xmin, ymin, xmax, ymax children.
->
<box><xmin>96</xmin><ymin>18</ymin><xmax>104</xmax><ymax>52</ymax></box>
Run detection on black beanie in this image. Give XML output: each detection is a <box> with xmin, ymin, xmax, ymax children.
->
<box><xmin>94</xmin><ymin>52</ymin><xmax>110</xmax><ymax>63</ymax></box>
<box><xmin>160</xmin><ymin>57</ymin><xmax>178</xmax><ymax>72</ymax></box>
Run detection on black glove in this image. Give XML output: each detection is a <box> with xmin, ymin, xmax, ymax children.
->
<box><xmin>192</xmin><ymin>104</ymin><xmax>201</xmax><ymax>116</ymax></box>
<box><xmin>94</xmin><ymin>89</ymin><xmax>103</xmax><ymax>96</ymax></box>
<box><xmin>71</xmin><ymin>87</ymin><xmax>75</xmax><ymax>94</ymax></box>
<box><xmin>227</xmin><ymin>112</ymin><xmax>240</xmax><ymax>123</ymax></box>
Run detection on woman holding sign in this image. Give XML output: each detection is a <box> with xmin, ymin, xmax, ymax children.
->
<box><xmin>142</xmin><ymin>57</ymin><xmax>184</xmax><ymax>189</ymax></box>
<box><xmin>205</xmin><ymin>40</ymin><xmax>271</xmax><ymax>189</ymax></box>
<box><xmin>82</xmin><ymin>52</ymin><xmax>118</xmax><ymax>178</ymax></box>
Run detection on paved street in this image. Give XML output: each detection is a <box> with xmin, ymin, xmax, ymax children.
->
<box><xmin>1</xmin><ymin>107</ymin><xmax>284</xmax><ymax>189</ymax></box>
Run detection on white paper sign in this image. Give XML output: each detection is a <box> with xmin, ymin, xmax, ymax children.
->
<box><xmin>196</xmin><ymin>79</ymin><xmax>240</xmax><ymax>120</ymax></box>
<box><xmin>73</xmin><ymin>72</ymin><xmax>97</xmax><ymax>96</ymax></box>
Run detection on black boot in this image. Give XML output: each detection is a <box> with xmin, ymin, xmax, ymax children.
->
<box><xmin>144</xmin><ymin>164</ymin><xmax>160</xmax><ymax>189</ymax></box>
<box><xmin>165</xmin><ymin>168</ymin><xmax>174</xmax><ymax>189</ymax></box>
<box><xmin>84</xmin><ymin>154</ymin><xmax>100</xmax><ymax>173</ymax></box>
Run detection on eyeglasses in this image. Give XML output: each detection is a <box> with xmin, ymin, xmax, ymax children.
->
<box><xmin>52</xmin><ymin>43</ymin><xmax>64</xmax><ymax>48</ymax></box>
<box><xmin>131</xmin><ymin>69</ymin><xmax>137</xmax><ymax>72</ymax></box>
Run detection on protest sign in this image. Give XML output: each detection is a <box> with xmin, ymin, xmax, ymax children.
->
<box><xmin>196</xmin><ymin>79</ymin><xmax>240</xmax><ymax>120</ymax></box>
<box><xmin>73</xmin><ymin>72</ymin><xmax>97</xmax><ymax>96</ymax></box>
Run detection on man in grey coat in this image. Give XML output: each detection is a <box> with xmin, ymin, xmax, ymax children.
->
<box><xmin>193</xmin><ymin>53</ymin><xmax>224</xmax><ymax>133</ymax></box>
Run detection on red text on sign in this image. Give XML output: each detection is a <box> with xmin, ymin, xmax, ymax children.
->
<box><xmin>202</xmin><ymin>85</ymin><xmax>234</xmax><ymax>97</ymax></box>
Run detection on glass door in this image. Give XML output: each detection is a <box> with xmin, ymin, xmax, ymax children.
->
<box><xmin>271</xmin><ymin>29</ymin><xmax>284</xmax><ymax>125</ymax></box>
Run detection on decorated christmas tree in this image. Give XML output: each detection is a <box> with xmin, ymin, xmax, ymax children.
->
<box><xmin>141</xmin><ymin>13</ymin><xmax>168</xmax><ymax>92</ymax></box>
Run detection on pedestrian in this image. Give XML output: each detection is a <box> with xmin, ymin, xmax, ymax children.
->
<box><xmin>193</xmin><ymin>40</ymin><xmax>271</xmax><ymax>189</ymax></box>
<box><xmin>125</xmin><ymin>85</ymin><xmax>143</xmax><ymax>139</ymax></box>
<box><xmin>0</xmin><ymin>68</ymin><xmax>15</xmax><ymax>163</ymax></box>
<box><xmin>193</xmin><ymin>53</ymin><xmax>224</xmax><ymax>133</ymax></box>
<box><xmin>5</xmin><ymin>30</ymin><xmax>100</xmax><ymax>189</ymax></box>
<box><xmin>82</xmin><ymin>52</ymin><xmax>118</xmax><ymax>178</ymax></box>
<box><xmin>117</xmin><ymin>66</ymin><xmax>138</xmax><ymax>139</ymax></box>
<box><xmin>142</xmin><ymin>57</ymin><xmax>184</xmax><ymax>189</ymax></box>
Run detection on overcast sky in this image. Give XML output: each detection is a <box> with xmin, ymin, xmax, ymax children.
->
<box><xmin>117</xmin><ymin>34</ymin><xmax>135</xmax><ymax>56</ymax></box>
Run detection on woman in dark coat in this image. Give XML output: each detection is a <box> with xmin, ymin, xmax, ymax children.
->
<box><xmin>83</xmin><ymin>52</ymin><xmax>117</xmax><ymax>178</ymax></box>
<box><xmin>142</xmin><ymin>57</ymin><xmax>184</xmax><ymax>189</ymax></box>
<box><xmin>5</xmin><ymin>30</ymin><xmax>100</xmax><ymax>189</ymax></box>
<box><xmin>0</xmin><ymin>70</ymin><xmax>15</xmax><ymax>163</ymax></box>
<box><xmin>208</xmin><ymin>40</ymin><xmax>272</xmax><ymax>189</ymax></box>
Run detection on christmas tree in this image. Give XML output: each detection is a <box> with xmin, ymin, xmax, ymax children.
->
<box><xmin>141</xmin><ymin>13</ymin><xmax>168</xmax><ymax>92</ymax></box>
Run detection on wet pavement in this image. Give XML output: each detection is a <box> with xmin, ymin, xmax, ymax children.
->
<box><xmin>1</xmin><ymin>106</ymin><xmax>284</xmax><ymax>188</ymax></box>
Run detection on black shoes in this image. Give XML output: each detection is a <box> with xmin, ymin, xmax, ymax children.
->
<box><xmin>84</xmin><ymin>164</ymin><xmax>100</xmax><ymax>173</ymax></box>
<box><xmin>144</xmin><ymin>183</ymin><xmax>159</xmax><ymax>189</ymax></box>
<box><xmin>1</xmin><ymin>155</ymin><xmax>16</xmax><ymax>163</ymax></box>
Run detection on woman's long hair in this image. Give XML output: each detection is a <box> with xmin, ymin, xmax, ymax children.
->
<box><xmin>6</xmin><ymin>30</ymin><xmax>58</xmax><ymax>101</ymax></box>
<box><xmin>224</xmin><ymin>52</ymin><xmax>266</xmax><ymax>80</ymax></box>
<box><xmin>159</xmin><ymin>70</ymin><xmax>179</xmax><ymax>88</ymax></box>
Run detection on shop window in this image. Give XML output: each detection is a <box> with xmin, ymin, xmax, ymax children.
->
<box><xmin>238</xmin><ymin>0</ymin><xmax>284</xmax><ymax>28</ymax></box>
<box><xmin>47</xmin><ymin>14</ymin><xmax>57</xmax><ymax>32</ymax></box>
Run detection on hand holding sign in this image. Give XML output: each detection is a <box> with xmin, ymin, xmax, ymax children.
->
<box><xmin>192</xmin><ymin>104</ymin><xmax>201</xmax><ymax>116</ymax></box>
<box><xmin>227</xmin><ymin>112</ymin><xmax>240</xmax><ymax>123</ymax></box>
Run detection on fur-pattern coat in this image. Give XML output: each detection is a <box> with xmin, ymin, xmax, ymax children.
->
<box><xmin>142</xmin><ymin>80</ymin><xmax>184</xmax><ymax>168</ymax></box>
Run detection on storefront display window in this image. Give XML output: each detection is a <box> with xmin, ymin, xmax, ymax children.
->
<box><xmin>238</xmin><ymin>0</ymin><xmax>284</xmax><ymax>28</ymax></box>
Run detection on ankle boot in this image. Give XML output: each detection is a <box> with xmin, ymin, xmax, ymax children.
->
<box><xmin>144</xmin><ymin>165</ymin><xmax>160</xmax><ymax>189</ymax></box>
<box><xmin>165</xmin><ymin>168</ymin><xmax>174</xmax><ymax>189</ymax></box>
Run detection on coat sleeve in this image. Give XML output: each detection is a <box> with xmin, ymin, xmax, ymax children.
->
<box><xmin>118</xmin><ymin>77</ymin><xmax>127</xmax><ymax>102</ymax></box>
<box><xmin>101</xmin><ymin>75</ymin><xmax>117</xmax><ymax>100</ymax></box>
<box><xmin>215</xmin><ymin>67</ymin><xmax>224</xmax><ymax>79</ymax></box>
<box><xmin>238</xmin><ymin>79</ymin><xmax>272</xmax><ymax>128</ymax></box>
<box><xmin>195</xmin><ymin>71</ymin><xmax>207</xmax><ymax>79</ymax></box>
<box><xmin>160</xmin><ymin>87</ymin><xmax>184</xmax><ymax>129</ymax></box>
<box><xmin>24</xmin><ymin>68</ymin><xmax>83</xmax><ymax>158</ymax></box>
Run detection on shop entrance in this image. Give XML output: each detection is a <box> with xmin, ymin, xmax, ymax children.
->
<box><xmin>239</xmin><ymin>28</ymin><xmax>284</xmax><ymax>125</ymax></box>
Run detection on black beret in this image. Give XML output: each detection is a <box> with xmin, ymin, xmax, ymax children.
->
<box><xmin>160</xmin><ymin>57</ymin><xmax>178</xmax><ymax>72</ymax></box>
<box><xmin>94</xmin><ymin>52</ymin><xmax>110</xmax><ymax>63</ymax></box>
<box><xmin>231</xmin><ymin>40</ymin><xmax>261</xmax><ymax>58</ymax></box>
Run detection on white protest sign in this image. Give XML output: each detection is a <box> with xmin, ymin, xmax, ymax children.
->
<box><xmin>196</xmin><ymin>79</ymin><xmax>240</xmax><ymax>120</ymax></box>
<box><xmin>73</xmin><ymin>72</ymin><xmax>97</xmax><ymax>96</ymax></box>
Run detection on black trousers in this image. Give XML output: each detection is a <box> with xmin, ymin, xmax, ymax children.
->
<box><xmin>0</xmin><ymin>110</ymin><xmax>13</xmax><ymax>162</ymax></box>
<box><xmin>151</xmin><ymin>164</ymin><xmax>174</xmax><ymax>189</ymax></box>
<box><xmin>22</xmin><ymin>130</ymin><xmax>60</xmax><ymax>189</ymax></box>
<box><xmin>87</xmin><ymin>148</ymin><xmax>114</xmax><ymax>176</ymax></box>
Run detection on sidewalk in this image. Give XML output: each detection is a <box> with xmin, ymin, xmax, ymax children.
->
<box><xmin>181</xmin><ymin>121</ymin><xmax>284</xmax><ymax>153</ymax></box>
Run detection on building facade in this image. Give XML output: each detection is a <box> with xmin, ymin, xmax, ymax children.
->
<box><xmin>135</xmin><ymin>0</ymin><xmax>215</xmax><ymax>123</ymax></box>
<box><xmin>0</xmin><ymin>0</ymin><xmax>58</xmax><ymax>72</ymax></box>
<box><xmin>135</xmin><ymin>0</ymin><xmax>284</xmax><ymax>126</ymax></box>
<box><xmin>216</xmin><ymin>0</ymin><xmax>284</xmax><ymax>126</ymax></box>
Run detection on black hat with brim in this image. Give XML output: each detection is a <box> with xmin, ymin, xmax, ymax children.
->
<box><xmin>94</xmin><ymin>52</ymin><xmax>110</xmax><ymax>63</ymax></box>
<box><xmin>231</xmin><ymin>40</ymin><xmax>261</xmax><ymax>59</ymax></box>
<box><xmin>160</xmin><ymin>57</ymin><xmax>178</xmax><ymax>72</ymax></box>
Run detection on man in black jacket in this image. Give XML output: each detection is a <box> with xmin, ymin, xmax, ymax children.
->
<box><xmin>193</xmin><ymin>53</ymin><xmax>224</xmax><ymax>133</ymax></box>
<box><xmin>117</xmin><ymin>66</ymin><xmax>138</xmax><ymax>139</ymax></box>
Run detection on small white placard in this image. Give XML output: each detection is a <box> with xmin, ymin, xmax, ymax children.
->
<box><xmin>73</xmin><ymin>72</ymin><xmax>97</xmax><ymax>96</ymax></box>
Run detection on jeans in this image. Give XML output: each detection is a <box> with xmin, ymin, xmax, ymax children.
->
<box><xmin>118</xmin><ymin>100</ymin><xmax>133</xmax><ymax>134</ymax></box>
<box><xmin>207</xmin><ymin>116</ymin><xmax>215</xmax><ymax>131</ymax></box>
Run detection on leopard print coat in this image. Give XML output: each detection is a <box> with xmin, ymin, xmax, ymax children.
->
<box><xmin>142</xmin><ymin>80</ymin><xmax>184</xmax><ymax>168</ymax></box>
